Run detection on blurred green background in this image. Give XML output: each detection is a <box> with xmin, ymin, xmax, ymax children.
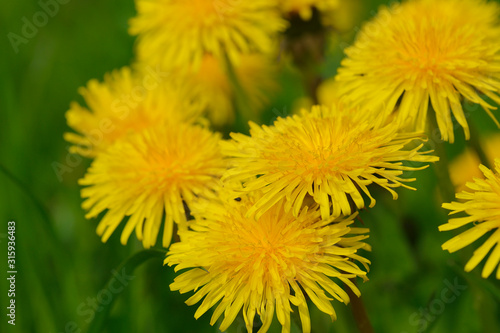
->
<box><xmin>1</xmin><ymin>0</ymin><xmax>500</xmax><ymax>332</ymax></box>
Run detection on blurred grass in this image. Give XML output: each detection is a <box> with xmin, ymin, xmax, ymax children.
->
<box><xmin>1</xmin><ymin>0</ymin><xmax>500</xmax><ymax>333</ymax></box>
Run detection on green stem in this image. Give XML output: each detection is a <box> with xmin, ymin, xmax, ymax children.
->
<box><xmin>468</xmin><ymin>124</ymin><xmax>493</xmax><ymax>171</ymax></box>
<box><xmin>302</xmin><ymin>70</ymin><xmax>322</xmax><ymax>105</ymax></box>
<box><xmin>427</xmin><ymin>115</ymin><xmax>456</xmax><ymax>203</ymax></box>
<box><xmin>346</xmin><ymin>279</ymin><xmax>374</xmax><ymax>333</ymax></box>
<box><xmin>86</xmin><ymin>249</ymin><xmax>166</xmax><ymax>333</ymax></box>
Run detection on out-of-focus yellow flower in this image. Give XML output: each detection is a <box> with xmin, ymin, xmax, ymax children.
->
<box><xmin>441</xmin><ymin>159</ymin><xmax>500</xmax><ymax>279</ymax></box>
<box><xmin>221</xmin><ymin>104</ymin><xmax>438</xmax><ymax>220</ymax></box>
<box><xmin>129</xmin><ymin>0</ymin><xmax>286</xmax><ymax>71</ymax></box>
<box><xmin>336</xmin><ymin>0</ymin><xmax>500</xmax><ymax>143</ymax></box>
<box><xmin>449</xmin><ymin>134</ymin><xmax>500</xmax><ymax>192</ymax></box>
<box><xmin>325</xmin><ymin>0</ymin><xmax>362</xmax><ymax>32</ymax></box>
<box><xmin>64</xmin><ymin>66</ymin><xmax>200</xmax><ymax>158</ymax></box>
<box><xmin>79</xmin><ymin>120</ymin><xmax>226</xmax><ymax>248</ymax></box>
<box><xmin>166</xmin><ymin>192</ymin><xmax>370</xmax><ymax>333</ymax></box>
<box><xmin>184</xmin><ymin>54</ymin><xmax>278</xmax><ymax>126</ymax></box>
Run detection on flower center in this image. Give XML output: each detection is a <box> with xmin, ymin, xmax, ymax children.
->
<box><xmin>264</xmin><ymin>118</ymin><xmax>375</xmax><ymax>177</ymax></box>
<box><xmin>177</xmin><ymin>0</ymin><xmax>222</xmax><ymax>22</ymax></box>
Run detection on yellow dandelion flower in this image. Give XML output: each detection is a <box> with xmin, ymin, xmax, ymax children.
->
<box><xmin>64</xmin><ymin>66</ymin><xmax>199</xmax><ymax>158</ymax></box>
<box><xmin>79</xmin><ymin>120</ymin><xmax>226</xmax><ymax>248</ymax></box>
<box><xmin>324</xmin><ymin>0</ymin><xmax>362</xmax><ymax>32</ymax></box>
<box><xmin>221</xmin><ymin>105</ymin><xmax>438</xmax><ymax>220</ymax></box>
<box><xmin>184</xmin><ymin>53</ymin><xmax>278</xmax><ymax>126</ymax></box>
<box><xmin>166</xmin><ymin>192</ymin><xmax>370</xmax><ymax>333</ymax></box>
<box><xmin>279</xmin><ymin>0</ymin><xmax>339</xmax><ymax>21</ymax></box>
<box><xmin>129</xmin><ymin>0</ymin><xmax>286</xmax><ymax>71</ymax></box>
<box><xmin>335</xmin><ymin>0</ymin><xmax>500</xmax><ymax>143</ymax></box>
<box><xmin>441</xmin><ymin>159</ymin><xmax>500</xmax><ymax>279</ymax></box>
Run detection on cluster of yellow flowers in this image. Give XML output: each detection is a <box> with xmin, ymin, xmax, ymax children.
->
<box><xmin>65</xmin><ymin>0</ymin><xmax>500</xmax><ymax>332</ymax></box>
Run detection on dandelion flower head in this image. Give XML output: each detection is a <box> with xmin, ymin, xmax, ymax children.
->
<box><xmin>221</xmin><ymin>104</ymin><xmax>438</xmax><ymax>221</ymax></box>
<box><xmin>166</xmin><ymin>192</ymin><xmax>370</xmax><ymax>333</ymax></box>
<box><xmin>335</xmin><ymin>0</ymin><xmax>500</xmax><ymax>143</ymax></box>
<box><xmin>79</xmin><ymin>120</ymin><xmax>226</xmax><ymax>248</ymax></box>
